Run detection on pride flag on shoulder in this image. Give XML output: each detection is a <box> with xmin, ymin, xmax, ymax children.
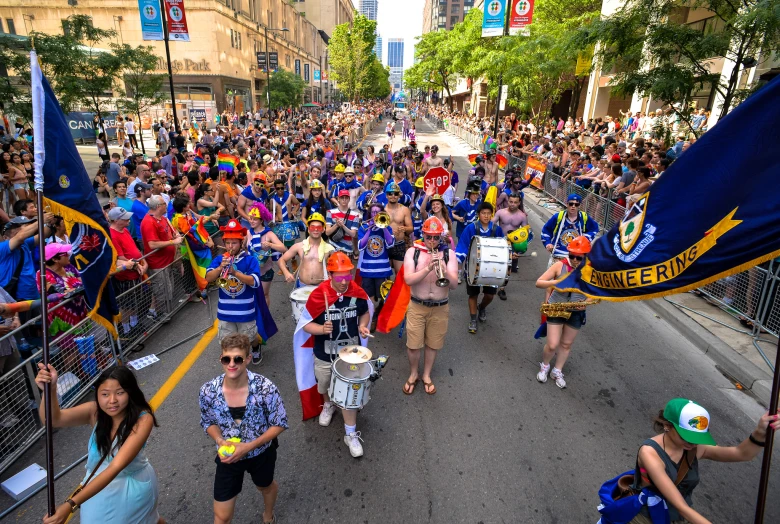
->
<box><xmin>31</xmin><ymin>50</ymin><xmax>118</xmax><ymax>335</ymax></box>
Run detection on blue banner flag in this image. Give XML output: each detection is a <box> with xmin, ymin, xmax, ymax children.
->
<box><xmin>139</xmin><ymin>0</ymin><xmax>165</xmax><ymax>41</ymax></box>
<box><xmin>554</xmin><ymin>77</ymin><xmax>780</xmax><ymax>301</ymax></box>
<box><xmin>482</xmin><ymin>0</ymin><xmax>507</xmax><ymax>37</ymax></box>
<box><xmin>31</xmin><ymin>51</ymin><xmax>119</xmax><ymax>335</ymax></box>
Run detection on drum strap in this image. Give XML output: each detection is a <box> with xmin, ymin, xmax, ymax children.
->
<box><xmin>413</xmin><ymin>246</ymin><xmax>449</xmax><ymax>270</ymax></box>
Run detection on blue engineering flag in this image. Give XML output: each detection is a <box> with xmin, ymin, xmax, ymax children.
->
<box><xmin>31</xmin><ymin>51</ymin><xmax>119</xmax><ymax>335</ymax></box>
<box><xmin>554</xmin><ymin>76</ymin><xmax>780</xmax><ymax>301</ymax></box>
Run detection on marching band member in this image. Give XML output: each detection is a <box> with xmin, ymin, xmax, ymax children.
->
<box><xmin>206</xmin><ymin>220</ymin><xmax>277</xmax><ymax>366</ymax></box>
<box><xmin>389</xmin><ymin>164</ymin><xmax>414</xmax><ymax>203</ymax></box>
<box><xmin>328</xmin><ymin>163</ymin><xmax>347</xmax><ymax>206</ymax></box>
<box><xmin>357</xmin><ymin>202</ymin><xmax>394</xmax><ymax>313</ymax></box>
<box><xmin>421</xmin><ymin>191</ymin><xmax>454</xmax><ymax>248</ymax></box>
<box><xmin>540</xmin><ymin>193</ymin><xmax>599</xmax><ymax>261</ymax></box>
<box><xmin>356</xmin><ymin>174</ymin><xmax>387</xmax><ymax>214</ymax></box>
<box><xmin>455</xmin><ymin>203</ymin><xmax>505</xmax><ymax>334</ymax></box>
<box><xmin>278</xmin><ymin>213</ymin><xmax>334</xmax><ymax>288</ymax></box>
<box><xmin>301</xmin><ymin>179</ymin><xmax>331</xmax><ymax>223</ymax></box>
<box><xmin>492</xmin><ymin>193</ymin><xmax>529</xmax><ymax>300</ymax></box>
<box><xmin>535</xmin><ymin>236</ymin><xmax>592</xmax><ymax>389</ymax></box>
<box><xmin>384</xmin><ymin>181</ymin><xmax>413</xmax><ymax>274</ymax></box>
<box><xmin>326</xmin><ymin>190</ymin><xmax>360</xmax><ymax>257</ymax></box>
<box><xmin>200</xmin><ymin>333</ymin><xmax>288</xmax><ymax>524</ymax></box>
<box><xmin>245</xmin><ymin>203</ymin><xmax>286</xmax><ymax>307</ymax></box>
<box><xmin>269</xmin><ymin>178</ymin><xmax>300</xmax><ymax>253</ymax></box>
<box><xmin>299</xmin><ymin>252</ymin><xmax>372</xmax><ymax>458</ymax></box>
<box><xmin>402</xmin><ymin>217</ymin><xmax>458</xmax><ymax>395</ymax></box>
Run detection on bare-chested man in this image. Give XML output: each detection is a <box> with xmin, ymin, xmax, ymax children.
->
<box><xmin>384</xmin><ymin>181</ymin><xmax>413</xmax><ymax>273</ymax></box>
<box><xmin>423</xmin><ymin>144</ymin><xmax>444</xmax><ymax>174</ymax></box>
<box><xmin>492</xmin><ymin>193</ymin><xmax>529</xmax><ymax>300</ymax></box>
<box><xmin>484</xmin><ymin>150</ymin><xmax>500</xmax><ymax>187</ymax></box>
<box><xmin>278</xmin><ymin>213</ymin><xmax>335</xmax><ymax>287</ymax></box>
<box><xmin>401</xmin><ymin>217</ymin><xmax>459</xmax><ymax>396</ymax></box>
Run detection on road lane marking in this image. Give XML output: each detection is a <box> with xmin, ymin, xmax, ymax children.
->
<box><xmin>150</xmin><ymin>319</ymin><xmax>218</xmax><ymax>410</ymax></box>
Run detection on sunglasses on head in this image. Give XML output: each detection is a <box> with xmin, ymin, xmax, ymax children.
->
<box><xmin>568</xmin><ymin>201</ymin><xmax>581</xmax><ymax>207</ymax></box>
<box><xmin>569</xmin><ymin>254</ymin><xmax>584</xmax><ymax>261</ymax></box>
<box><xmin>220</xmin><ymin>355</ymin><xmax>245</xmax><ymax>365</ymax></box>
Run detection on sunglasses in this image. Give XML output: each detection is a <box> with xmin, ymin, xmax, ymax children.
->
<box><xmin>332</xmin><ymin>274</ymin><xmax>353</xmax><ymax>283</ymax></box>
<box><xmin>308</xmin><ymin>224</ymin><xmax>324</xmax><ymax>232</ymax></box>
<box><xmin>220</xmin><ymin>355</ymin><xmax>245</xmax><ymax>365</ymax></box>
<box><xmin>424</xmin><ymin>235</ymin><xmax>441</xmax><ymax>242</ymax></box>
<box><xmin>345</xmin><ymin>174</ymin><xmax>354</xmax><ymax>178</ymax></box>
<box><xmin>568</xmin><ymin>254</ymin><xmax>584</xmax><ymax>261</ymax></box>
<box><xmin>568</xmin><ymin>202</ymin><xmax>581</xmax><ymax>207</ymax></box>
<box><xmin>387</xmin><ymin>192</ymin><xmax>400</xmax><ymax>196</ymax></box>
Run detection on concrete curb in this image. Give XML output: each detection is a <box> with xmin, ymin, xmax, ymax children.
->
<box><xmin>523</xmin><ymin>191</ymin><xmax>773</xmax><ymax>407</ymax></box>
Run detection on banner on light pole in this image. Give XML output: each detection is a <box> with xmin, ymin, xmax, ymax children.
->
<box><xmin>481</xmin><ymin>0</ymin><xmax>507</xmax><ymax>37</ymax></box>
<box><xmin>164</xmin><ymin>0</ymin><xmax>190</xmax><ymax>42</ymax></box>
<box><xmin>138</xmin><ymin>0</ymin><xmax>164</xmax><ymax>41</ymax></box>
<box><xmin>508</xmin><ymin>0</ymin><xmax>535</xmax><ymax>36</ymax></box>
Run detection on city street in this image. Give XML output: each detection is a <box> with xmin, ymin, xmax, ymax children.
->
<box><xmin>2</xmin><ymin>118</ymin><xmax>778</xmax><ymax>523</ymax></box>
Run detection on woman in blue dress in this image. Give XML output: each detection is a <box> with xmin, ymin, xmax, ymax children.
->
<box><xmin>36</xmin><ymin>364</ymin><xmax>163</xmax><ymax>524</ymax></box>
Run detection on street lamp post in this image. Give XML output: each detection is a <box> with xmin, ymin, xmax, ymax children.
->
<box><xmin>264</xmin><ymin>26</ymin><xmax>289</xmax><ymax>109</ymax></box>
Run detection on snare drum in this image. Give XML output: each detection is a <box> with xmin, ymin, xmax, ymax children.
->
<box><xmin>289</xmin><ymin>285</ymin><xmax>317</xmax><ymax>324</ymax></box>
<box><xmin>328</xmin><ymin>358</ymin><xmax>374</xmax><ymax>410</ymax></box>
<box><xmin>274</xmin><ymin>220</ymin><xmax>299</xmax><ymax>242</ymax></box>
<box><xmin>466</xmin><ymin>236</ymin><xmax>510</xmax><ymax>287</ymax></box>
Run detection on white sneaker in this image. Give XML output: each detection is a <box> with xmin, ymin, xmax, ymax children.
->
<box><xmin>550</xmin><ymin>368</ymin><xmax>567</xmax><ymax>389</ymax></box>
<box><xmin>536</xmin><ymin>363</ymin><xmax>550</xmax><ymax>383</ymax></box>
<box><xmin>318</xmin><ymin>402</ymin><xmax>337</xmax><ymax>427</ymax></box>
<box><xmin>344</xmin><ymin>431</ymin><xmax>364</xmax><ymax>458</ymax></box>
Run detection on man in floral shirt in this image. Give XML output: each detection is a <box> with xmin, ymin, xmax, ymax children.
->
<box><xmin>199</xmin><ymin>333</ymin><xmax>288</xmax><ymax>524</ymax></box>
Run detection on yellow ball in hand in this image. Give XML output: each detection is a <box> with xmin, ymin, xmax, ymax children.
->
<box><xmin>218</xmin><ymin>437</ymin><xmax>241</xmax><ymax>457</ymax></box>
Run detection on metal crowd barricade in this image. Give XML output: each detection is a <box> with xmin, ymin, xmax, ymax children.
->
<box><xmin>0</xmin><ymin>302</ymin><xmax>120</xmax><ymax>475</ymax></box>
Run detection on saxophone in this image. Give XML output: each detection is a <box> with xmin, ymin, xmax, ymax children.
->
<box><xmin>540</xmin><ymin>299</ymin><xmax>600</xmax><ymax>319</ymax></box>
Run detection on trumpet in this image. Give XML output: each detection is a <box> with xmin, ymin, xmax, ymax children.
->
<box><xmin>373</xmin><ymin>211</ymin><xmax>391</xmax><ymax>229</ymax></box>
<box><xmin>218</xmin><ymin>255</ymin><xmax>235</xmax><ymax>289</ymax></box>
<box><xmin>432</xmin><ymin>247</ymin><xmax>449</xmax><ymax>288</ymax></box>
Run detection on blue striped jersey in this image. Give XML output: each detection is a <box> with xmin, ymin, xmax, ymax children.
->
<box><xmin>357</xmin><ymin>224</ymin><xmax>394</xmax><ymax>278</ymax></box>
<box><xmin>270</xmin><ymin>192</ymin><xmax>290</xmax><ymax>221</ymax></box>
<box><xmin>207</xmin><ymin>253</ymin><xmax>261</xmax><ymax>323</ymax></box>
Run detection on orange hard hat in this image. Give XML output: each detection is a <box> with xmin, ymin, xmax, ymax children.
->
<box><xmin>220</xmin><ymin>219</ymin><xmax>247</xmax><ymax>240</ymax></box>
<box><xmin>567</xmin><ymin>236</ymin><xmax>592</xmax><ymax>254</ymax></box>
<box><xmin>326</xmin><ymin>251</ymin><xmax>354</xmax><ymax>272</ymax></box>
<box><xmin>422</xmin><ymin>216</ymin><xmax>444</xmax><ymax>235</ymax></box>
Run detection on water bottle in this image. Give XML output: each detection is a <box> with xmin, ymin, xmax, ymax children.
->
<box><xmin>75</xmin><ymin>335</ymin><xmax>98</xmax><ymax>377</ymax></box>
<box><xmin>17</xmin><ymin>337</ymin><xmax>36</xmax><ymax>360</ymax></box>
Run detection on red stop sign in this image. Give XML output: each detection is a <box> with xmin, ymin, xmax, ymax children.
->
<box><xmin>423</xmin><ymin>166</ymin><xmax>451</xmax><ymax>195</ymax></box>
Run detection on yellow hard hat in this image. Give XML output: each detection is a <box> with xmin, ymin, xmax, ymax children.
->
<box><xmin>371</xmin><ymin>173</ymin><xmax>385</xmax><ymax>184</ymax></box>
<box><xmin>334</xmin><ymin>164</ymin><xmax>346</xmax><ymax>173</ymax></box>
<box><xmin>415</xmin><ymin>177</ymin><xmax>424</xmax><ymax>188</ymax></box>
<box><xmin>306</xmin><ymin>212</ymin><xmax>326</xmax><ymax>226</ymax></box>
<box><xmin>309</xmin><ymin>179</ymin><xmax>324</xmax><ymax>190</ymax></box>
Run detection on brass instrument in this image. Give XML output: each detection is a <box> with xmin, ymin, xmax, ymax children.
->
<box><xmin>218</xmin><ymin>255</ymin><xmax>235</xmax><ymax>289</ymax></box>
<box><xmin>364</xmin><ymin>189</ymin><xmax>376</xmax><ymax>207</ymax></box>
<box><xmin>540</xmin><ymin>299</ymin><xmax>600</xmax><ymax>319</ymax></box>
<box><xmin>374</xmin><ymin>211</ymin><xmax>391</xmax><ymax>228</ymax></box>
<box><xmin>432</xmin><ymin>247</ymin><xmax>449</xmax><ymax>288</ymax></box>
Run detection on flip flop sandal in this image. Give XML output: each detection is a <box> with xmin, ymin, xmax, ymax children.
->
<box><xmin>403</xmin><ymin>379</ymin><xmax>419</xmax><ymax>395</ymax></box>
<box><xmin>423</xmin><ymin>381</ymin><xmax>436</xmax><ymax>395</ymax></box>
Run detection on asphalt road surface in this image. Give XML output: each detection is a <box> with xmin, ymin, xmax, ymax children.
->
<box><xmin>2</xmin><ymin>118</ymin><xmax>778</xmax><ymax>524</ymax></box>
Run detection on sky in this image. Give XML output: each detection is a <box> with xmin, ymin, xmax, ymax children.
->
<box><xmin>351</xmin><ymin>0</ymin><xmax>423</xmax><ymax>69</ymax></box>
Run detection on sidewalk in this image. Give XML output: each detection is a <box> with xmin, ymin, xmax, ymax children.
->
<box><xmin>523</xmin><ymin>187</ymin><xmax>777</xmax><ymax>407</ymax></box>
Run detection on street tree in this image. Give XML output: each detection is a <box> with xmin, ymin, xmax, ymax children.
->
<box><xmin>364</xmin><ymin>56</ymin><xmax>391</xmax><ymax>100</ymax></box>
<box><xmin>405</xmin><ymin>30</ymin><xmax>458</xmax><ymax>110</ymax></box>
<box><xmin>264</xmin><ymin>69</ymin><xmax>306</xmax><ymax>109</ymax></box>
<box><xmin>328</xmin><ymin>15</ymin><xmax>377</xmax><ymax>101</ymax></box>
<box><xmin>113</xmin><ymin>43</ymin><xmax>166</xmax><ymax>154</ymax></box>
<box><xmin>576</xmin><ymin>0</ymin><xmax>780</xmax><ymax>132</ymax></box>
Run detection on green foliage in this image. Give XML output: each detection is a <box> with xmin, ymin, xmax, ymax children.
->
<box><xmin>575</xmin><ymin>0</ymin><xmax>780</xmax><ymax>127</ymax></box>
<box><xmin>264</xmin><ymin>69</ymin><xmax>306</xmax><ymax>109</ymax></box>
<box><xmin>364</xmin><ymin>57</ymin><xmax>391</xmax><ymax>99</ymax></box>
<box><xmin>329</xmin><ymin>14</ymin><xmax>386</xmax><ymax>101</ymax></box>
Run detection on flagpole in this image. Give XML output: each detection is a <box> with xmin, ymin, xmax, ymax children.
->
<box><xmin>492</xmin><ymin>0</ymin><xmax>510</xmax><ymax>139</ymax></box>
<box><xmin>35</xmin><ymin>190</ymin><xmax>56</xmax><ymax>516</ymax></box>
<box><xmin>159</xmin><ymin>0</ymin><xmax>181</xmax><ymax>134</ymax></box>
<box><xmin>753</xmin><ymin>336</ymin><xmax>779</xmax><ymax>523</ymax></box>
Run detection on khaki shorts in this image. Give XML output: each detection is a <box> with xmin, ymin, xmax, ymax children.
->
<box><xmin>218</xmin><ymin>320</ymin><xmax>258</xmax><ymax>342</ymax></box>
<box><xmin>313</xmin><ymin>357</ymin><xmax>333</xmax><ymax>395</ymax></box>
<box><xmin>405</xmin><ymin>301</ymin><xmax>449</xmax><ymax>350</ymax></box>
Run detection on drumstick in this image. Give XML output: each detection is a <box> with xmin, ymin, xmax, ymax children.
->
<box><xmin>323</xmin><ymin>288</ymin><xmax>331</xmax><ymax>340</ymax></box>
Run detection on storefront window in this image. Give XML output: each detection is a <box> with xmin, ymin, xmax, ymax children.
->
<box><xmin>225</xmin><ymin>87</ymin><xmax>250</xmax><ymax>114</ymax></box>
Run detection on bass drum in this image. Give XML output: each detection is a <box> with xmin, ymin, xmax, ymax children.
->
<box><xmin>289</xmin><ymin>285</ymin><xmax>318</xmax><ymax>325</ymax></box>
<box><xmin>466</xmin><ymin>236</ymin><xmax>510</xmax><ymax>287</ymax></box>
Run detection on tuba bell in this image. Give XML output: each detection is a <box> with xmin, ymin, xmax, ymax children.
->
<box><xmin>374</xmin><ymin>211</ymin><xmax>391</xmax><ymax>228</ymax></box>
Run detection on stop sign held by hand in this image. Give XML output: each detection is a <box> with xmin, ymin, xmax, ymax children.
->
<box><xmin>423</xmin><ymin>167</ymin><xmax>451</xmax><ymax>196</ymax></box>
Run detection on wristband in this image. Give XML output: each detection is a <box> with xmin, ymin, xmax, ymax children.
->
<box><xmin>749</xmin><ymin>434</ymin><xmax>766</xmax><ymax>447</ymax></box>
<box><xmin>66</xmin><ymin>498</ymin><xmax>79</xmax><ymax>511</ymax></box>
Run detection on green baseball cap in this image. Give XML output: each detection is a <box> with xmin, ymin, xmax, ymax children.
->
<box><xmin>663</xmin><ymin>398</ymin><xmax>716</xmax><ymax>446</ymax></box>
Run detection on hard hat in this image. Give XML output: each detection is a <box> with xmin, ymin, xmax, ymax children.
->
<box><xmin>344</xmin><ymin>166</ymin><xmax>356</xmax><ymax>174</ymax></box>
<box><xmin>567</xmin><ymin>235</ymin><xmax>592</xmax><ymax>254</ymax></box>
<box><xmin>220</xmin><ymin>219</ymin><xmax>247</xmax><ymax>240</ymax></box>
<box><xmin>334</xmin><ymin>164</ymin><xmax>346</xmax><ymax>173</ymax></box>
<box><xmin>326</xmin><ymin>251</ymin><xmax>354</xmax><ymax>272</ymax></box>
<box><xmin>371</xmin><ymin>173</ymin><xmax>385</xmax><ymax>184</ymax></box>
<box><xmin>422</xmin><ymin>216</ymin><xmax>444</xmax><ymax>235</ymax></box>
<box><xmin>430</xmin><ymin>193</ymin><xmax>445</xmax><ymax>203</ymax></box>
<box><xmin>309</xmin><ymin>179</ymin><xmax>324</xmax><ymax>190</ymax></box>
<box><xmin>414</xmin><ymin>177</ymin><xmax>424</xmax><ymax>188</ymax></box>
<box><xmin>306</xmin><ymin>212</ymin><xmax>326</xmax><ymax>226</ymax></box>
<box><xmin>385</xmin><ymin>181</ymin><xmax>400</xmax><ymax>194</ymax></box>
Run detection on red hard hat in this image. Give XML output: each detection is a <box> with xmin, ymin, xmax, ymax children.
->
<box><xmin>220</xmin><ymin>219</ymin><xmax>247</xmax><ymax>240</ymax></box>
<box><xmin>326</xmin><ymin>251</ymin><xmax>354</xmax><ymax>272</ymax></box>
<box><xmin>422</xmin><ymin>216</ymin><xmax>444</xmax><ymax>235</ymax></box>
<box><xmin>567</xmin><ymin>236</ymin><xmax>592</xmax><ymax>254</ymax></box>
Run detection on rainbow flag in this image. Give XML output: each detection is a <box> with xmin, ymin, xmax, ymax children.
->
<box><xmin>481</xmin><ymin>134</ymin><xmax>489</xmax><ymax>145</ymax></box>
<box><xmin>496</xmin><ymin>153</ymin><xmax>508</xmax><ymax>169</ymax></box>
<box><xmin>194</xmin><ymin>155</ymin><xmax>205</xmax><ymax>165</ymax></box>
<box><xmin>217</xmin><ymin>152</ymin><xmax>238</xmax><ymax>173</ymax></box>
<box><xmin>172</xmin><ymin>214</ymin><xmax>213</xmax><ymax>292</ymax></box>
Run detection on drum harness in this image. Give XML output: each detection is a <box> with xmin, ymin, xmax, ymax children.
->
<box><xmin>324</xmin><ymin>296</ymin><xmax>360</xmax><ymax>359</ymax></box>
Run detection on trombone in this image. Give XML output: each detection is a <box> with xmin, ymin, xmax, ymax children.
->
<box><xmin>431</xmin><ymin>246</ymin><xmax>449</xmax><ymax>288</ymax></box>
<box><xmin>373</xmin><ymin>211</ymin><xmax>391</xmax><ymax>229</ymax></box>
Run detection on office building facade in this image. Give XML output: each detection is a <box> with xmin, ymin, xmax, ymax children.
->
<box><xmin>387</xmin><ymin>38</ymin><xmax>404</xmax><ymax>91</ymax></box>
<box><xmin>422</xmin><ymin>0</ymin><xmax>475</xmax><ymax>33</ymax></box>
